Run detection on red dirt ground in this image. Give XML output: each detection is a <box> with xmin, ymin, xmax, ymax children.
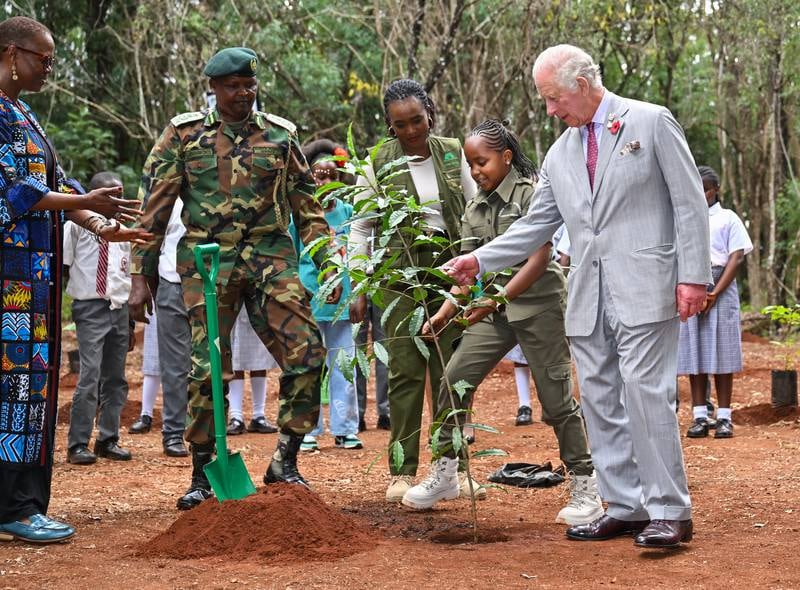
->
<box><xmin>1</xmin><ymin>331</ymin><xmax>798</xmax><ymax>589</ymax></box>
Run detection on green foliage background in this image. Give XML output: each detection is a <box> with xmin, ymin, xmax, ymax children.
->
<box><xmin>6</xmin><ymin>0</ymin><xmax>800</xmax><ymax>304</ymax></box>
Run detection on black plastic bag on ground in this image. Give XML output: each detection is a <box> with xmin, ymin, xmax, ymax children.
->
<box><xmin>487</xmin><ymin>461</ymin><xmax>566</xmax><ymax>488</ymax></box>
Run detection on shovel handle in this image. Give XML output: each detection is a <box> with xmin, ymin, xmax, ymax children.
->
<box><xmin>194</xmin><ymin>243</ymin><xmax>220</xmax><ymax>292</ymax></box>
<box><xmin>192</xmin><ymin>242</ymin><xmax>228</xmax><ymax>465</ymax></box>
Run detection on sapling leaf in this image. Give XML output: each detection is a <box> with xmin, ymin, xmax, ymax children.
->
<box><xmin>373</xmin><ymin>340</ymin><xmax>389</xmax><ymax>366</ymax></box>
<box><xmin>464</xmin><ymin>422</ymin><xmax>500</xmax><ymax>434</ymax></box>
<box><xmin>409</xmin><ymin>306</ymin><xmax>425</xmax><ymax>335</ymax></box>
<box><xmin>355</xmin><ymin>346</ymin><xmax>370</xmax><ymax>379</ymax></box>
<box><xmin>452</xmin><ymin>380</ymin><xmax>474</xmax><ymax>401</ymax></box>
<box><xmin>336</xmin><ymin>348</ymin><xmax>354</xmax><ymax>382</ymax></box>
<box><xmin>390</xmin><ymin>440</ymin><xmax>405</xmax><ymax>472</ymax></box>
<box><xmin>472</xmin><ymin>448</ymin><xmax>509</xmax><ymax>458</ymax></box>
<box><xmin>380</xmin><ymin>296</ymin><xmax>402</xmax><ymax>330</ymax></box>
<box><xmin>413</xmin><ymin>336</ymin><xmax>430</xmax><ymax>360</ymax></box>
<box><xmin>452</xmin><ymin>426</ymin><xmax>463</xmax><ymax>456</ymax></box>
<box><xmin>389</xmin><ymin>210</ymin><xmax>408</xmax><ymax>228</ymax></box>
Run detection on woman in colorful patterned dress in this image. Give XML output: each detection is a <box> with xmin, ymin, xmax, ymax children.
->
<box><xmin>0</xmin><ymin>16</ymin><xmax>149</xmax><ymax>544</ymax></box>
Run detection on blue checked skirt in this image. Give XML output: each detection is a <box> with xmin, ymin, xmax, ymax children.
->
<box><xmin>678</xmin><ymin>266</ymin><xmax>743</xmax><ymax>375</ymax></box>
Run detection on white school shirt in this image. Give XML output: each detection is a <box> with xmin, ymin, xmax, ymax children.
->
<box><xmin>708</xmin><ymin>202</ymin><xmax>753</xmax><ymax>266</ymax></box>
<box><xmin>349</xmin><ymin>152</ymin><xmax>477</xmax><ymax>261</ymax></box>
<box><xmin>63</xmin><ymin>222</ymin><xmax>131</xmax><ymax>310</ymax></box>
<box><xmin>157</xmin><ymin>199</ymin><xmax>187</xmax><ymax>283</ymax></box>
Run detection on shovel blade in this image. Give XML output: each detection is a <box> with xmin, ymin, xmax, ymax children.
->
<box><xmin>203</xmin><ymin>452</ymin><xmax>256</xmax><ymax>501</ymax></box>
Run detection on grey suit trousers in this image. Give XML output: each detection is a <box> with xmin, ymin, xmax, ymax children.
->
<box><xmin>570</xmin><ymin>269</ymin><xmax>691</xmax><ymax>521</ymax></box>
<box><xmin>68</xmin><ymin>299</ymin><xmax>130</xmax><ymax>449</ymax></box>
<box><xmin>155</xmin><ymin>277</ymin><xmax>190</xmax><ymax>439</ymax></box>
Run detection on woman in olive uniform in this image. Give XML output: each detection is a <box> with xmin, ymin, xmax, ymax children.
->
<box><xmin>349</xmin><ymin>79</ymin><xmax>477</xmax><ymax>502</ymax></box>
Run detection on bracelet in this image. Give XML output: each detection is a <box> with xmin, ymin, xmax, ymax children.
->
<box><xmin>81</xmin><ymin>214</ymin><xmax>113</xmax><ymax>236</ymax></box>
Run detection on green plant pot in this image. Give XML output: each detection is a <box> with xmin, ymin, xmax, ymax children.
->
<box><xmin>771</xmin><ymin>370</ymin><xmax>798</xmax><ymax>408</ymax></box>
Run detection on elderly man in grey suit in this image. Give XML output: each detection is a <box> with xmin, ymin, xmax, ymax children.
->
<box><xmin>445</xmin><ymin>44</ymin><xmax>710</xmax><ymax>549</ymax></box>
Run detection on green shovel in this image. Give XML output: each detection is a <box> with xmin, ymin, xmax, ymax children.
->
<box><xmin>194</xmin><ymin>243</ymin><xmax>256</xmax><ymax>502</ymax></box>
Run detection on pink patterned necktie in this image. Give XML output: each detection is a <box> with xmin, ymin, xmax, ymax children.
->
<box><xmin>96</xmin><ymin>239</ymin><xmax>109</xmax><ymax>296</ymax></box>
<box><xmin>586</xmin><ymin>121</ymin><xmax>598</xmax><ymax>190</ymax></box>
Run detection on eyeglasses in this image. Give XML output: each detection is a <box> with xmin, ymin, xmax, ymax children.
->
<box><xmin>6</xmin><ymin>45</ymin><xmax>55</xmax><ymax>69</ymax></box>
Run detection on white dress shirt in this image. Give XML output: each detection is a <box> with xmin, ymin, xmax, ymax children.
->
<box><xmin>63</xmin><ymin>222</ymin><xmax>131</xmax><ymax>310</ymax></box>
<box><xmin>580</xmin><ymin>90</ymin><xmax>612</xmax><ymax>158</ymax></box>
<box><xmin>157</xmin><ymin>199</ymin><xmax>186</xmax><ymax>283</ymax></box>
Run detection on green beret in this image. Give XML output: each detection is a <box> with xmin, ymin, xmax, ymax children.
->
<box><xmin>203</xmin><ymin>47</ymin><xmax>258</xmax><ymax>78</ymax></box>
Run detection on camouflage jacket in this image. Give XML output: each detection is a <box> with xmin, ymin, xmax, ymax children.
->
<box><xmin>131</xmin><ymin>108</ymin><xmax>329</xmax><ymax>285</ymax></box>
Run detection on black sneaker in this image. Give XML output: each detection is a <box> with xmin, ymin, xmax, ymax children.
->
<box><xmin>226</xmin><ymin>418</ymin><xmax>245</xmax><ymax>435</ymax></box>
<box><xmin>376</xmin><ymin>414</ymin><xmax>391</xmax><ymax>430</ymax></box>
<box><xmin>128</xmin><ymin>414</ymin><xmax>152</xmax><ymax>434</ymax></box>
<box><xmin>247</xmin><ymin>416</ymin><xmax>278</xmax><ymax>434</ymax></box>
<box><xmin>515</xmin><ymin>405</ymin><xmax>533</xmax><ymax>426</ymax></box>
<box><xmin>714</xmin><ymin>418</ymin><xmax>734</xmax><ymax>438</ymax></box>
<box><xmin>358</xmin><ymin>417</ymin><xmax>367</xmax><ymax>433</ymax></box>
<box><xmin>686</xmin><ymin>418</ymin><xmax>709</xmax><ymax>438</ymax></box>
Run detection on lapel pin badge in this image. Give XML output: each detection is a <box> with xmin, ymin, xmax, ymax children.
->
<box><xmin>620</xmin><ymin>140</ymin><xmax>641</xmax><ymax>156</ymax></box>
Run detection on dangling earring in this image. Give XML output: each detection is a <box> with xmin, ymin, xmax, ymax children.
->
<box><xmin>11</xmin><ymin>61</ymin><xmax>18</xmax><ymax>81</ymax></box>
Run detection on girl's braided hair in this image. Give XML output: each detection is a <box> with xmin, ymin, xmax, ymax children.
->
<box><xmin>468</xmin><ymin>119</ymin><xmax>537</xmax><ymax>180</ymax></box>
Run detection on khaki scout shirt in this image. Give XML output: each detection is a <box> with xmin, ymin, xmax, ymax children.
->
<box><xmin>460</xmin><ymin>168</ymin><xmax>565</xmax><ymax>322</ymax></box>
<box><xmin>131</xmin><ymin>108</ymin><xmax>329</xmax><ymax>286</ymax></box>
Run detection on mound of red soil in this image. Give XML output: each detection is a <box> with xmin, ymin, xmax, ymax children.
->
<box><xmin>58</xmin><ymin>399</ymin><xmax>163</xmax><ymax>428</ymax></box>
<box><xmin>136</xmin><ymin>484</ymin><xmax>374</xmax><ymax>562</ymax></box>
<box><xmin>733</xmin><ymin>403</ymin><xmax>799</xmax><ymax>426</ymax></box>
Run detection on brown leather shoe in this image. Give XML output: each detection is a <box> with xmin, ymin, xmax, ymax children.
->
<box><xmin>566</xmin><ymin>514</ymin><xmax>649</xmax><ymax>541</ymax></box>
<box><xmin>634</xmin><ymin>519</ymin><xmax>693</xmax><ymax>548</ymax></box>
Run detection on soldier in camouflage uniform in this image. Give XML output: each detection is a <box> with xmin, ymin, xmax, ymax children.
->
<box><xmin>129</xmin><ymin>47</ymin><xmax>336</xmax><ymax>510</ymax></box>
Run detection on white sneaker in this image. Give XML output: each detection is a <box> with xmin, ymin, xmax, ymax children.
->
<box><xmin>459</xmin><ymin>474</ymin><xmax>487</xmax><ymax>500</ymax></box>
<box><xmin>300</xmin><ymin>435</ymin><xmax>318</xmax><ymax>452</ymax></box>
<box><xmin>555</xmin><ymin>472</ymin><xmax>604</xmax><ymax>525</ymax></box>
<box><xmin>386</xmin><ymin>475</ymin><xmax>414</xmax><ymax>503</ymax></box>
<box><xmin>401</xmin><ymin>457</ymin><xmax>459</xmax><ymax>510</ymax></box>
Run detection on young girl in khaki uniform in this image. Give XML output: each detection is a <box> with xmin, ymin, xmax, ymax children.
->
<box><xmin>402</xmin><ymin>120</ymin><xmax>602</xmax><ymax>525</ymax></box>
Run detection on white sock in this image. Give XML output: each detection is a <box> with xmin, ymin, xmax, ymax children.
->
<box><xmin>716</xmin><ymin>407</ymin><xmax>732</xmax><ymax>421</ymax></box>
<box><xmin>692</xmin><ymin>405</ymin><xmax>708</xmax><ymax>421</ymax></box>
<box><xmin>251</xmin><ymin>376</ymin><xmax>267</xmax><ymax>419</ymax></box>
<box><xmin>514</xmin><ymin>366</ymin><xmax>532</xmax><ymax>407</ymax></box>
<box><xmin>228</xmin><ymin>379</ymin><xmax>245</xmax><ymax>421</ymax></box>
<box><xmin>141</xmin><ymin>375</ymin><xmax>160</xmax><ymax>417</ymax></box>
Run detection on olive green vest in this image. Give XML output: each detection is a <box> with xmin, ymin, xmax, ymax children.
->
<box><xmin>371</xmin><ymin>136</ymin><xmax>465</xmax><ymax>265</ymax></box>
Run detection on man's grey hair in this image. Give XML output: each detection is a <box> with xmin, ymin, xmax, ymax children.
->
<box><xmin>532</xmin><ymin>44</ymin><xmax>603</xmax><ymax>91</ymax></box>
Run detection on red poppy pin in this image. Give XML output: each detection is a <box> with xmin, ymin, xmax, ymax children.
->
<box><xmin>607</xmin><ymin>114</ymin><xmax>623</xmax><ymax>135</ymax></box>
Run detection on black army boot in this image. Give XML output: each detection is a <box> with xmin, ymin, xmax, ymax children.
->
<box><xmin>264</xmin><ymin>433</ymin><xmax>309</xmax><ymax>488</ymax></box>
<box><xmin>176</xmin><ymin>444</ymin><xmax>215</xmax><ymax>510</ymax></box>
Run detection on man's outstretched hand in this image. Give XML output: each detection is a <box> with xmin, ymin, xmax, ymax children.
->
<box><xmin>441</xmin><ymin>254</ymin><xmax>480</xmax><ymax>285</ymax></box>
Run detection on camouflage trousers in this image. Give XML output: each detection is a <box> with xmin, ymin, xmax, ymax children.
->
<box><xmin>182</xmin><ymin>254</ymin><xmax>324</xmax><ymax>447</ymax></box>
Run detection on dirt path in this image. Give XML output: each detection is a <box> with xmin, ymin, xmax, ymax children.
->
<box><xmin>1</xmin><ymin>339</ymin><xmax>798</xmax><ymax>589</ymax></box>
